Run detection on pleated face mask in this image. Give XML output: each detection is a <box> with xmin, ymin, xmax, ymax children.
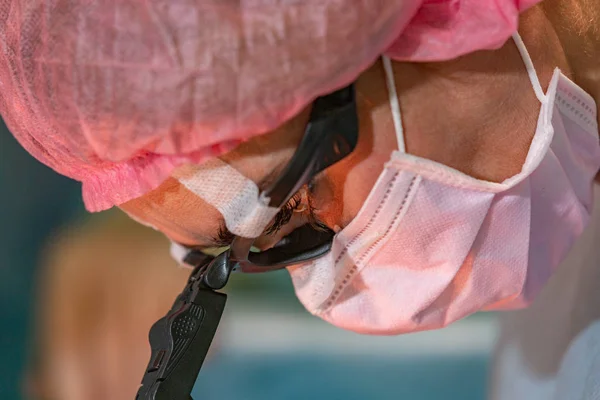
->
<box><xmin>287</xmin><ymin>34</ymin><xmax>600</xmax><ymax>335</ymax></box>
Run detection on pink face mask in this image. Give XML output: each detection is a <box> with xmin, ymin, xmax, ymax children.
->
<box><xmin>287</xmin><ymin>34</ymin><xmax>600</xmax><ymax>335</ymax></box>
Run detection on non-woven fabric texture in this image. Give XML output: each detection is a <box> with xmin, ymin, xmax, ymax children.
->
<box><xmin>0</xmin><ymin>0</ymin><xmax>540</xmax><ymax>211</ymax></box>
<box><xmin>172</xmin><ymin>158</ymin><xmax>279</xmax><ymax>238</ymax></box>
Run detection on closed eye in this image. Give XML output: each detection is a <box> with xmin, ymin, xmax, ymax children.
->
<box><xmin>207</xmin><ymin>180</ymin><xmax>323</xmax><ymax>253</ymax></box>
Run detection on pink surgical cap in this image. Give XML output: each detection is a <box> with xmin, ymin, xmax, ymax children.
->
<box><xmin>0</xmin><ymin>0</ymin><xmax>540</xmax><ymax>212</ymax></box>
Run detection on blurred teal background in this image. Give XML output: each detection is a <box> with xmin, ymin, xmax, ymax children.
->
<box><xmin>0</xmin><ymin>119</ymin><xmax>497</xmax><ymax>399</ymax></box>
<box><xmin>0</xmin><ymin>122</ymin><xmax>83</xmax><ymax>398</ymax></box>
<box><xmin>194</xmin><ymin>272</ymin><xmax>496</xmax><ymax>400</ymax></box>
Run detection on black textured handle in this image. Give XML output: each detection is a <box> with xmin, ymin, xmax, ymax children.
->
<box><xmin>136</xmin><ymin>289</ymin><xmax>227</xmax><ymax>400</ymax></box>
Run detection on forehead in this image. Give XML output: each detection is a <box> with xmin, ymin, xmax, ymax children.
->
<box><xmin>121</xmin><ymin>176</ymin><xmax>224</xmax><ymax>247</ymax></box>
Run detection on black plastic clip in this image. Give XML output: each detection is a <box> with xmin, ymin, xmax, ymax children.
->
<box><xmin>136</xmin><ymin>251</ymin><xmax>237</xmax><ymax>400</ymax></box>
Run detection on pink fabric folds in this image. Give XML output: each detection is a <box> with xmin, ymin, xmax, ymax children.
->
<box><xmin>0</xmin><ymin>0</ymin><xmax>540</xmax><ymax>211</ymax></box>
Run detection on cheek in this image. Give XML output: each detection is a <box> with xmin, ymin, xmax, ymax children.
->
<box><xmin>309</xmin><ymin>173</ymin><xmax>342</xmax><ymax>229</ymax></box>
<box><xmin>340</xmin><ymin>164</ymin><xmax>384</xmax><ymax>225</ymax></box>
<box><xmin>318</xmin><ymin>154</ymin><xmax>388</xmax><ymax>229</ymax></box>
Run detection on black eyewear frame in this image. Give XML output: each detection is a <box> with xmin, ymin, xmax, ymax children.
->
<box><xmin>136</xmin><ymin>84</ymin><xmax>358</xmax><ymax>400</ymax></box>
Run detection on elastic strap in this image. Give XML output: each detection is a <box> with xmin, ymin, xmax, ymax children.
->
<box><xmin>382</xmin><ymin>56</ymin><xmax>406</xmax><ymax>153</ymax></box>
<box><xmin>512</xmin><ymin>32</ymin><xmax>546</xmax><ymax>103</ymax></box>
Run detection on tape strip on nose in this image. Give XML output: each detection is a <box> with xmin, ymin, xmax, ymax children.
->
<box><xmin>172</xmin><ymin>158</ymin><xmax>279</xmax><ymax>238</ymax></box>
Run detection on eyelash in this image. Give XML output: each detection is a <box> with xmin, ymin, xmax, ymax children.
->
<box><xmin>266</xmin><ymin>180</ymin><xmax>329</xmax><ymax>236</ymax></box>
<box><xmin>214</xmin><ymin>180</ymin><xmax>324</xmax><ymax>246</ymax></box>
<box><xmin>264</xmin><ymin>191</ymin><xmax>306</xmax><ymax>235</ymax></box>
<box><xmin>215</xmin><ymin>224</ymin><xmax>236</xmax><ymax>247</ymax></box>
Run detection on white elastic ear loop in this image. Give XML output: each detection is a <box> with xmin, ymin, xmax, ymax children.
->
<box><xmin>172</xmin><ymin>158</ymin><xmax>279</xmax><ymax>238</ymax></box>
<box><xmin>512</xmin><ymin>32</ymin><xmax>546</xmax><ymax>103</ymax></box>
<box><xmin>382</xmin><ymin>56</ymin><xmax>406</xmax><ymax>153</ymax></box>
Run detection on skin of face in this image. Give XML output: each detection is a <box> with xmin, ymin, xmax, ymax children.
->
<box><xmin>121</xmin><ymin>0</ymin><xmax>600</xmax><ymax>253</ymax></box>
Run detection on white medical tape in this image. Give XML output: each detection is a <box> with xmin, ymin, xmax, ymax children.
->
<box><xmin>172</xmin><ymin>158</ymin><xmax>279</xmax><ymax>238</ymax></box>
<box><xmin>170</xmin><ymin>241</ymin><xmax>193</xmax><ymax>268</ymax></box>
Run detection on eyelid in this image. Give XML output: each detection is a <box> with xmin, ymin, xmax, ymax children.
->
<box><xmin>265</xmin><ymin>181</ymin><xmax>319</xmax><ymax>235</ymax></box>
<box><xmin>214</xmin><ymin>222</ymin><xmax>235</xmax><ymax>246</ymax></box>
<box><xmin>265</xmin><ymin>192</ymin><xmax>303</xmax><ymax>234</ymax></box>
